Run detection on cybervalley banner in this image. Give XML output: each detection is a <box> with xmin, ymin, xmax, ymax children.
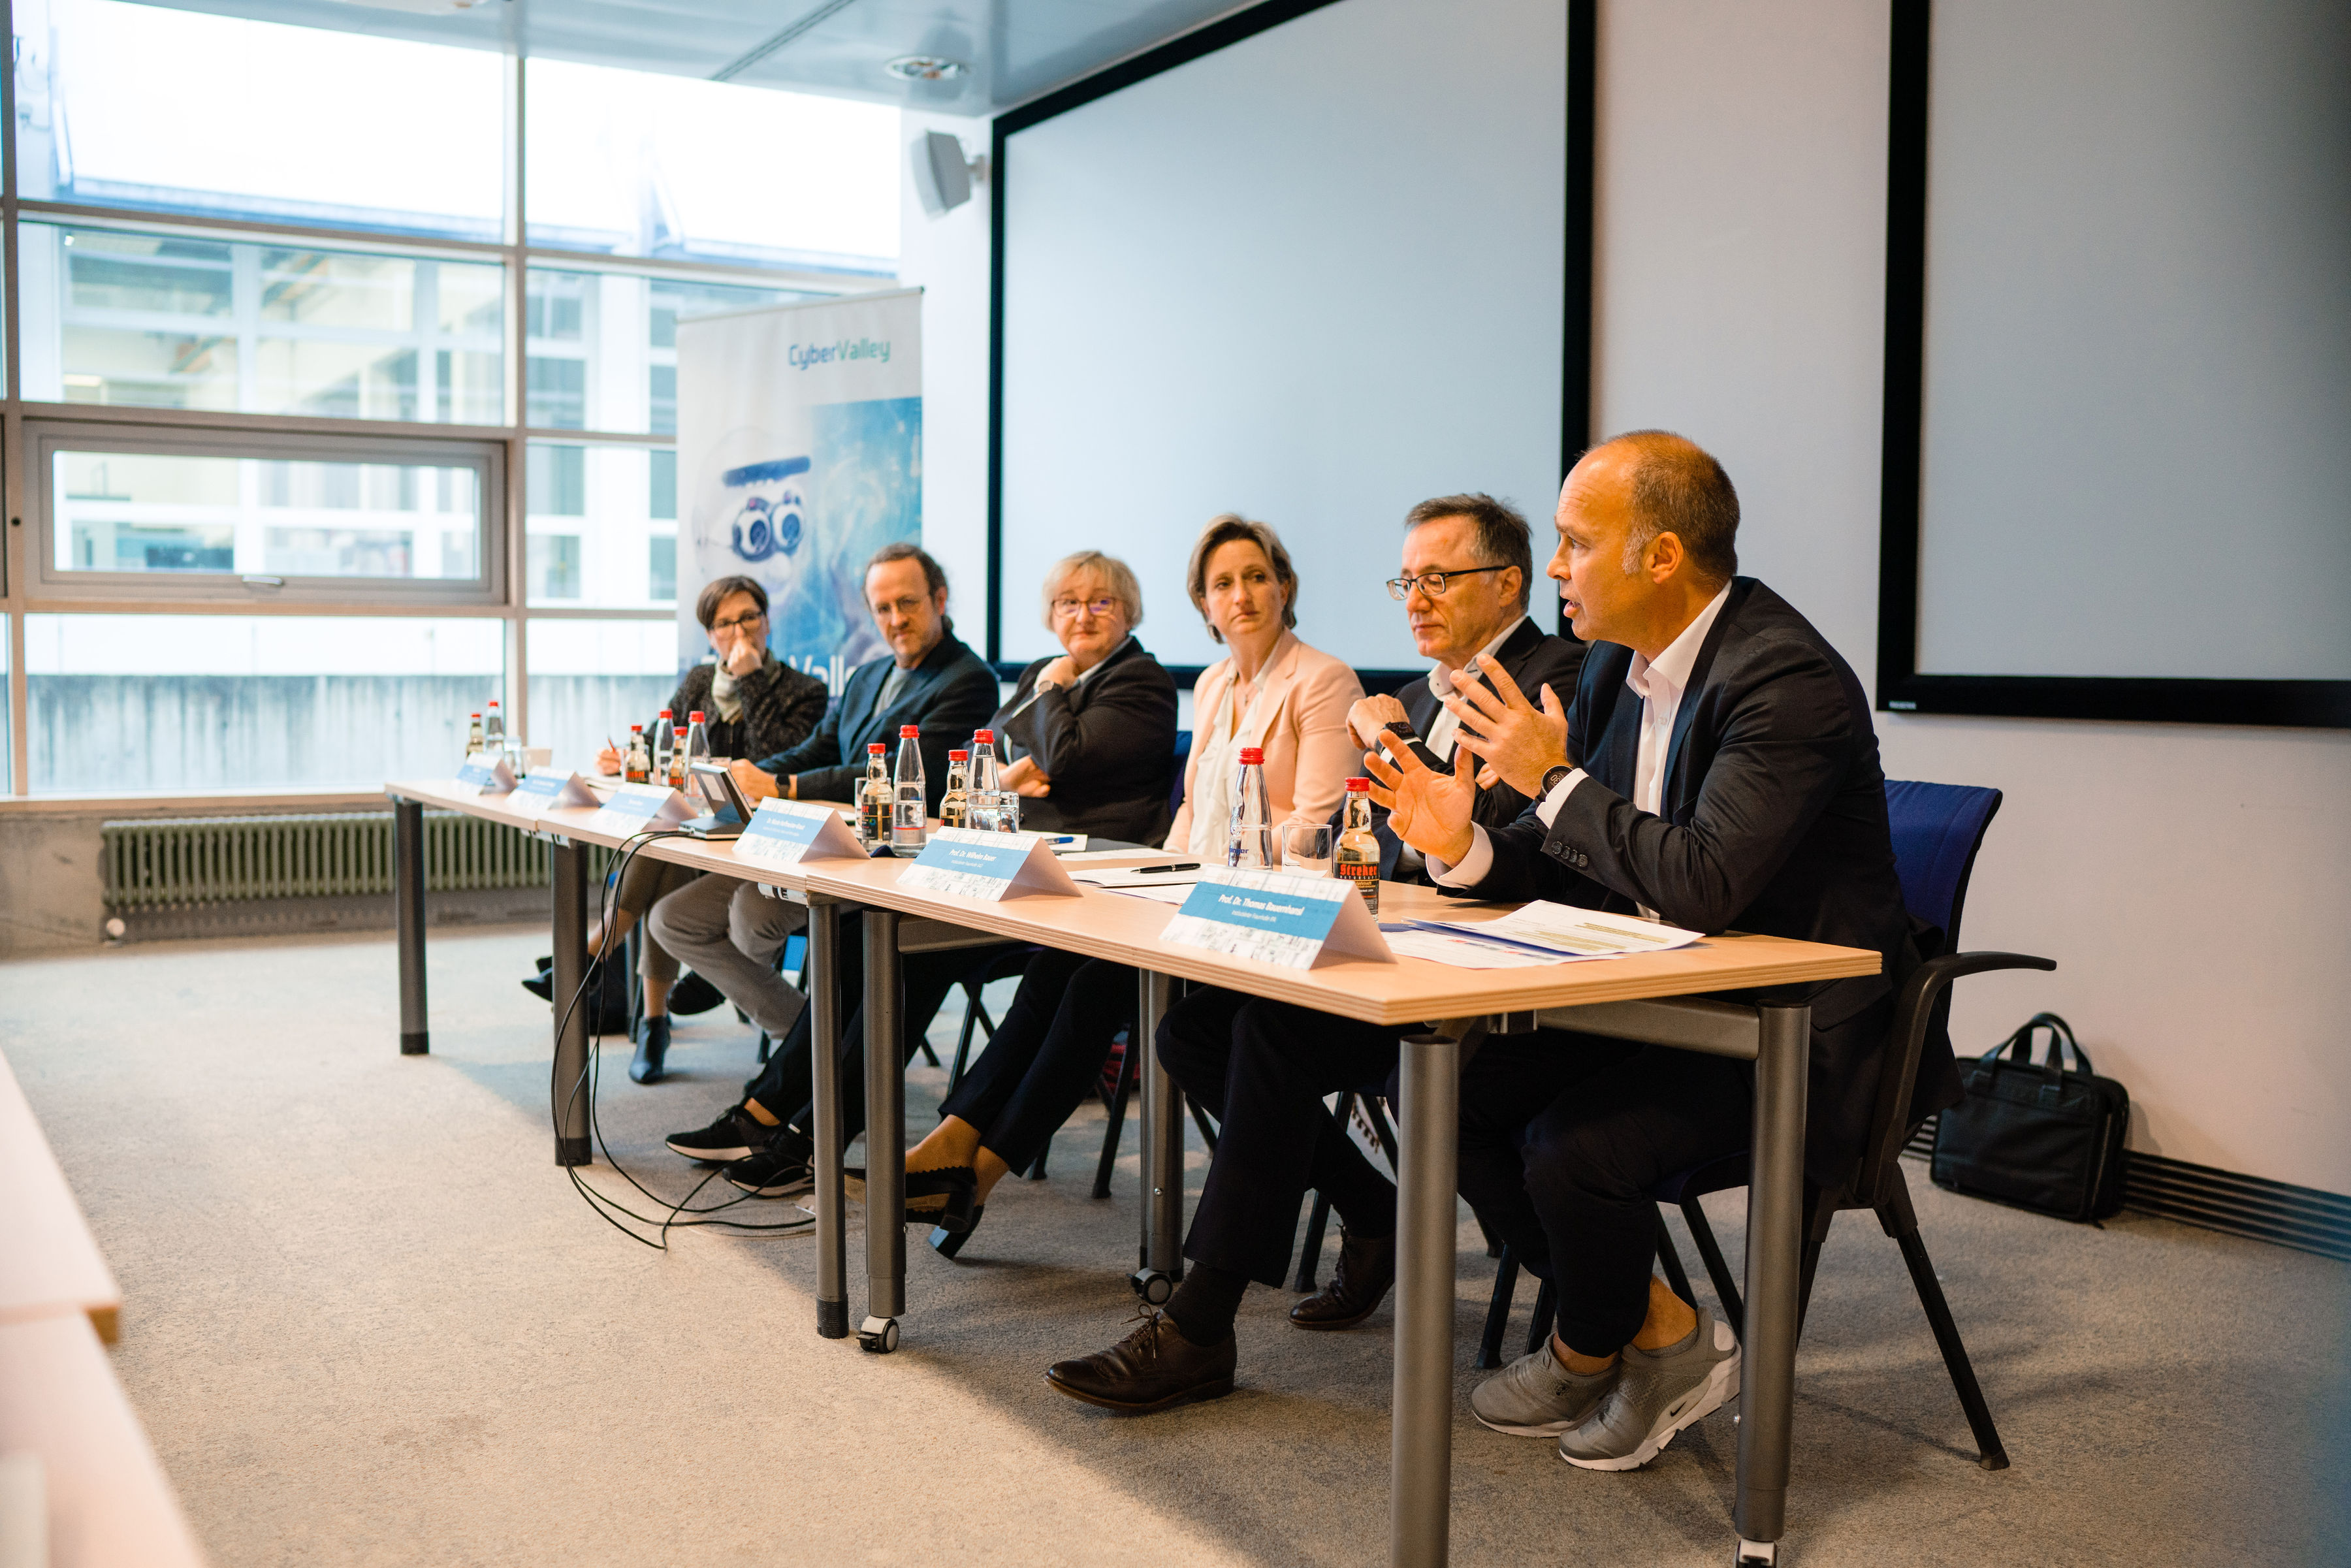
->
<box><xmin>675</xmin><ymin>287</ymin><xmax>921</xmax><ymax>692</ymax></box>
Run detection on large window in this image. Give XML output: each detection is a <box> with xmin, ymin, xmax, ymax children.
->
<box><xmin>1</xmin><ymin>0</ymin><xmax>900</xmax><ymax>795</ymax></box>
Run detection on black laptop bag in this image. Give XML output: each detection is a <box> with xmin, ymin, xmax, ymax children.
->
<box><xmin>1932</xmin><ymin>1012</ymin><xmax>2130</xmax><ymax>1222</ymax></box>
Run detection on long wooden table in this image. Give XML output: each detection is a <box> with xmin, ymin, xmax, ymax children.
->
<box><xmin>387</xmin><ymin>777</ymin><xmax>1878</xmax><ymax>1568</ymax></box>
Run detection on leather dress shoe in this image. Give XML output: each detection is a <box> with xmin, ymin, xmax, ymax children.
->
<box><xmin>1045</xmin><ymin>1311</ymin><xmax>1236</xmax><ymax>1413</ymax></box>
<box><xmin>628</xmin><ymin>1014</ymin><xmax>671</xmax><ymax>1084</ymax></box>
<box><xmin>843</xmin><ymin>1166</ymin><xmax>978</xmax><ymax>1232</ymax></box>
<box><xmin>1289</xmin><ymin>1228</ymin><xmax>1395</xmax><ymax>1330</ymax></box>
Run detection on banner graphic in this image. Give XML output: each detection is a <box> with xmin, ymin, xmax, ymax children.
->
<box><xmin>675</xmin><ymin>287</ymin><xmax>923</xmax><ymax>692</ymax></box>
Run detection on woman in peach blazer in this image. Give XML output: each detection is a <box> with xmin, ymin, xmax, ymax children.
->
<box><xmin>1165</xmin><ymin>514</ymin><xmax>1366</xmax><ymax>857</ymax></box>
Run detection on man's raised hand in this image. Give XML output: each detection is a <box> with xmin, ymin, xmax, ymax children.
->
<box><xmin>1442</xmin><ymin>654</ymin><xmax>1569</xmax><ymax>798</ymax></box>
<box><xmin>1362</xmin><ymin>736</ymin><xmax>1478</xmax><ymax>867</ymax></box>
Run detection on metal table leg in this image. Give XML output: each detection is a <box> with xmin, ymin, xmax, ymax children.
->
<box><xmin>807</xmin><ymin>899</ymin><xmax>848</xmax><ymax>1339</ymax></box>
<box><xmin>1390</xmin><ymin>1027</ymin><xmax>1462</xmax><ymax>1568</ymax></box>
<box><xmin>392</xmin><ymin>797</ymin><xmax>428</xmax><ymax>1055</ymax></box>
<box><xmin>1734</xmin><ymin>1004</ymin><xmax>1810</xmax><ymax>1561</ymax></box>
<box><xmin>859</xmin><ymin>907</ymin><xmax>904</xmax><ymax>1353</ymax></box>
<box><xmin>548</xmin><ymin>836</ymin><xmax>592</xmax><ymax>1167</ymax></box>
<box><xmin>1131</xmin><ymin>968</ymin><xmax>1181</xmax><ymax>1304</ymax></box>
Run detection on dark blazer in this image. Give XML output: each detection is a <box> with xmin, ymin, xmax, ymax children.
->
<box><xmin>994</xmin><ymin>637</ymin><xmax>1179</xmax><ymax>846</ymax></box>
<box><xmin>660</xmin><ymin>658</ymin><xmax>827</xmax><ymax>765</ymax></box>
<box><xmin>754</xmin><ymin>626</ymin><xmax>999</xmax><ymax>813</ymax></box>
<box><xmin>1452</xmin><ymin>578</ymin><xmax>1950</xmax><ymax>1187</ymax></box>
<box><xmin>1353</xmin><ymin>616</ymin><xmax>1588</xmax><ymax>881</ymax></box>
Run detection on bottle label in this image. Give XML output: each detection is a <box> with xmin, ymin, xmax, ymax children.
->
<box><xmin>1337</xmin><ymin>857</ymin><xmax>1380</xmax><ymax>914</ymax></box>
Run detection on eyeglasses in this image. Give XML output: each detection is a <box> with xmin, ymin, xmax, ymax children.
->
<box><xmin>1386</xmin><ymin>565</ymin><xmax>1509</xmax><ymax>600</ymax></box>
<box><xmin>1051</xmin><ymin>596</ymin><xmax>1119</xmax><ymax>619</ymax></box>
<box><xmin>710</xmin><ymin>611</ymin><xmax>767</xmax><ymax>633</ymax></box>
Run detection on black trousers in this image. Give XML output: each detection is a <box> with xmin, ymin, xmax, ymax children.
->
<box><xmin>935</xmin><ymin>950</ymin><xmax>1135</xmax><ymax>1173</ymax></box>
<box><xmin>744</xmin><ymin>911</ymin><xmax>1010</xmax><ymax>1144</ymax></box>
<box><xmin>1156</xmin><ymin>990</ymin><xmax>1401</xmax><ymax>1288</ymax></box>
<box><xmin>1456</xmin><ymin>1030</ymin><xmax>1752</xmax><ymax>1356</ymax></box>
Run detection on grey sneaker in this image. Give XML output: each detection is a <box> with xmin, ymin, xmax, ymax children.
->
<box><xmin>1470</xmin><ymin>1344</ymin><xmax>1619</xmax><ymax>1437</ymax></box>
<box><xmin>1556</xmin><ymin>1307</ymin><xmax>1740</xmax><ymax>1471</ymax></box>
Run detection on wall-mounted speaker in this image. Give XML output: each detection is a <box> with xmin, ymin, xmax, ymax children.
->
<box><xmin>912</xmin><ymin>129</ymin><xmax>978</xmax><ymax>217</ymax></box>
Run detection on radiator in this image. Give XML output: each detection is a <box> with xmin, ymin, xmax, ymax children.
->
<box><xmin>101</xmin><ymin>812</ymin><xmax>613</xmax><ymax>910</ymax></box>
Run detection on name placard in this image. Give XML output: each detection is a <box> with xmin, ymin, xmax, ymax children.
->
<box><xmin>505</xmin><ymin>770</ymin><xmax>598</xmax><ymax>822</ymax></box>
<box><xmin>897</xmin><ymin>828</ymin><xmax>1082</xmax><ymax>902</ymax></box>
<box><xmin>732</xmin><ymin>799</ymin><xmax>869</xmax><ymax>867</ymax></box>
<box><xmin>456</xmin><ymin>755</ymin><xmax>517</xmax><ymax>794</ymax></box>
<box><xmin>1160</xmin><ymin>869</ymin><xmax>1395</xmax><ymax>970</ymax></box>
<box><xmin>585</xmin><ymin>782</ymin><xmax>696</xmax><ymax>839</ymax></box>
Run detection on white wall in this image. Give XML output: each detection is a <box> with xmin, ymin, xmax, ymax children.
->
<box><xmin>894</xmin><ymin>110</ymin><xmax>995</xmax><ymax>650</ymax></box>
<box><xmin>1592</xmin><ymin>0</ymin><xmax>2351</xmax><ymax>1195</ymax></box>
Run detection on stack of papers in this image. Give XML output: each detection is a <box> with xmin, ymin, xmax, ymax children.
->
<box><xmin>1383</xmin><ymin>903</ymin><xmax>1704</xmax><ymax>969</ymax></box>
<box><xmin>1070</xmin><ymin>863</ymin><xmax>1206</xmax><ymax>904</ymax></box>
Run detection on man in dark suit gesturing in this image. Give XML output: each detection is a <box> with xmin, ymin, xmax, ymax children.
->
<box><xmin>1369</xmin><ymin>430</ymin><xmax>1945</xmax><ymax>1469</ymax></box>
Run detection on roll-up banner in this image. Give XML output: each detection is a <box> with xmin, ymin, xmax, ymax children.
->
<box><xmin>675</xmin><ymin>287</ymin><xmax>923</xmax><ymax>692</ymax></box>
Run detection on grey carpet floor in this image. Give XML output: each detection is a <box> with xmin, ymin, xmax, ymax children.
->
<box><xmin>3</xmin><ymin>926</ymin><xmax>2346</xmax><ymax>1567</ymax></box>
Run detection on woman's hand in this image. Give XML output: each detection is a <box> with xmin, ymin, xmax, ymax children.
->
<box><xmin>596</xmin><ymin>745</ymin><xmax>623</xmax><ymax>776</ymax></box>
<box><xmin>722</xmin><ymin>630</ymin><xmax>765</xmax><ymax>679</ymax></box>
<box><xmin>1038</xmin><ymin>654</ymin><xmax>1079</xmax><ymax>690</ymax></box>
<box><xmin>1000</xmin><ymin>756</ymin><xmax>1051</xmax><ymax>797</ymax></box>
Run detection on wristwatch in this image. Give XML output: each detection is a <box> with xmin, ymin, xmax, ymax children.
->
<box><xmin>1381</xmin><ymin>720</ymin><xmax>1446</xmax><ymax>773</ymax></box>
<box><xmin>1539</xmin><ymin>763</ymin><xmax>1576</xmax><ymax>798</ymax></box>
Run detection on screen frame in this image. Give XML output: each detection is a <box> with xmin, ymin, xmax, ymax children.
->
<box><xmin>1874</xmin><ymin>0</ymin><xmax>2350</xmax><ymax>729</ymax></box>
<box><xmin>687</xmin><ymin>759</ymin><xmax>750</xmax><ymax>826</ymax></box>
<box><xmin>986</xmin><ymin>0</ymin><xmax>1597</xmax><ymax>688</ymax></box>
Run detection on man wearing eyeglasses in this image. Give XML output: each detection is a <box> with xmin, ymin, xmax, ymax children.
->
<box><xmin>1341</xmin><ymin>494</ymin><xmax>1587</xmax><ymax>882</ymax></box>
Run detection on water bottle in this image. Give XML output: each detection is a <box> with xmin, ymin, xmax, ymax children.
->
<box><xmin>650</xmin><ymin>709</ymin><xmax>675</xmax><ymax>788</ymax></box>
<box><xmin>624</xmin><ymin>725</ymin><xmax>650</xmax><ymax>784</ymax></box>
<box><xmin>465</xmin><ymin>712</ymin><xmax>485</xmax><ymax>757</ymax></box>
<box><xmin>680</xmin><ymin>710</ymin><xmax>710</xmax><ymax>789</ymax></box>
<box><xmin>1336</xmin><ymin>776</ymin><xmax>1380</xmax><ymax>914</ymax></box>
<box><xmin>891</xmin><ymin>724</ymin><xmax>927</xmax><ymax>852</ymax></box>
<box><xmin>483</xmin><ymin>701</ymin><xmax>505</xmax><ymax>752</ymax></box>
<box><xmin>940</xmin><ymin>750</ymin><xmax>971</xmax><ymax>830</ymax></box>
<box><xmin>1227</xmin><ymin>746</ymin><xmax>1273</xmax><ymax>869</ymax></box>
<box><xmin>857</xmin><ymin>743</ymin><xmax>891</xmax><ymax>846</ymax></box>
<box><xmin>968</xmin><ymin>729</ymin><xmax>1000</xmax><ymax>832</ymax></box>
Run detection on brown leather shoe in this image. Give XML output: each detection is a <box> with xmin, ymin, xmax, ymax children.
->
<box><xmin>1045</xmin><ymin>1311</ymin><xmax>1238</xmax><ymax>1413</ymax></box>
<box><xmin>1289</xmin><ymin>1228</ymin><xmax>1396</xmax><ymax>1330</ymax></box>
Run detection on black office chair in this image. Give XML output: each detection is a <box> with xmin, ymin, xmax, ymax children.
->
<box><xmin>1477</xmin><ymin>780</ymin><xmax>2046</xmax><ymax>1471</ymax></box>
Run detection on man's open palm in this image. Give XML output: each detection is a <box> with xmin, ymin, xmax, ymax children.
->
<box><xmin>1363</xmin><ymin>740</ymin><xmax>1478</xmax><ymax>865</ymax></box>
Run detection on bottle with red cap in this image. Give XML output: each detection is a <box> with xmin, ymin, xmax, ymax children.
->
<box><xmin>890</xmin><ymin>724</ymin><xmax>927</xmax><ymax>852</ymax></box>
<box><xmin>675</xmin><ymin>710</ymin><xmax>709</xmax><ymax>790</ymax></box>
<box><xmin>623</xmin><ymin>724</ymin><xmax>651</xmax><ymax>784</ymax></box>
<box><xmin>1336</xmin><ymin>776</ymin><xmax>1380</xmax><ymax>914</ymax></box>
<box><xmin>940</xmin><ymin>750</ymin><xmax>972</xmax><ymax>831</ymax></box>
<box><xmin>1227</xmin><ymin>745</ymin><xmax>1273</xmax><ymax>869</ymax></box>
<box><xmin>649</xmin><ymin>709</ymin><xmax>676</xmax><ymax>788</ymax></box>
<box><xmin>967</xmin><ymin>728</ymin><xmax>1002</xmax><ymax>832</ymax></box>
<box><xmin>465</xmin><ymin>711</ymin><xmax>485</xmax><ymax>758</ymax></box>
<box><xmin>857</xmin><ymin>742</ymin><xmax>892</xmax><ymax>847</ymax></box>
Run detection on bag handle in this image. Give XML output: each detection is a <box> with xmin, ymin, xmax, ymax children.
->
<box><xmin>1984</xmin><ymin>1012</ymin><xmax>2093</xmax><ymax>1076</ymax></box>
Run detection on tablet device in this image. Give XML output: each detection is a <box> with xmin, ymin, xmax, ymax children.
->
<box><xmin>682</xmin><ymin>761</ymin><xmax>751</xmax><ymax>839</ymax></box>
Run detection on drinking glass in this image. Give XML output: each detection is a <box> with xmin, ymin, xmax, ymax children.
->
<box><xmin>1281</xmin><ymin>824</ymin><xmax>1334</xmax><ymax>876</ymax></box>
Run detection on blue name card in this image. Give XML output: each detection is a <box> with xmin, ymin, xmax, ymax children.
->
<box><xmin>733</xmin><ymin>799</ymin><xmax>868</xmax><ymax>867</ymax></box>
<box><xmin>456</xmin><ymin>755</ymin><xmax>517</xmax><ymax>794</ymax></box>
<box><xmin>897</xmin><ymin>828</ymin><xmax>1081</xmax><ymax>902</ymax></box>
<box><xmin>1161</xmin><ymin>869</ymin><xmax>1395</xmax><ymax>970</ymax></box>
<box><xmin>586</xmin><ymin>782</ymin><xmax>694</xmax><ymax>839</ymax></box>
<box><xmin>506</xmin><ymin>769</ymin><xmax>598</xmax><ymax>823</ymax></box>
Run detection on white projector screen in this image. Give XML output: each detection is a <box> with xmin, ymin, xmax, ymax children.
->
<box><xmin>994</xmin><ymin>0</ymin><xmax>1569</xmax><ymax>673</ymax></box>
<box><xmin>1913</xmin><ymin>0</ymin><xmax>2351</xmax><ymax>684</ymax></box>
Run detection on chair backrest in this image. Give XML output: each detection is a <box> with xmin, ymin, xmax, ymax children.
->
<box><xmin>1883</xmin><ymin>780</ymin><xmax>2002</xmax><ymax>953</ymax></box>
<box><xmin>1167</xmin><ymin>729</ymin><xmax>1193</xmax><ymax>819</ymax></box>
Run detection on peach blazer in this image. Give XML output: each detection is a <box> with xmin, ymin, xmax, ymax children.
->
<box><xmin>1164</xmin><ymin>630</ymin><xmax>1366</xmax><ymax>854</ymax></box>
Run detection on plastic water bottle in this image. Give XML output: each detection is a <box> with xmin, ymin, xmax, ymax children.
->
<box><xmin>857</xmin><ymin>743</ymin><xmax>891</xmax><ymax>846</ymax></box>
<box><xmin>968</xmin><ymin>730</ymin><xmax>1001</xmax><ymax>832</ymax></box>
<box><xmin>940</xmin><ymin>750</ymin><xmax>971</xmax><ymax>830</ymax></box>
<box><xmin>483</xmin><ymin>701</ymin><xmax>505</xmax><ymax>752</ymax></box>
<box><xmin>891</xmin><ymin>724</ymin><xmax>927</xmax><ymax>852</ymax></box>
<box><xmin>1336</xmin><ymin>776</ymin><xmax>1380</xmax><ymax>914</ymax></box>
<box><xmin>650</xmin><ymin>709</ymin><xmax>675</xmax><ymax>788</ymax></box>
<box><xmin>1228</xmin><ymin>746</ymin><xmax>1273</xmax><ymax>869</ymax></box>
<box><xmin>681</xmin><ymin>711</ymin><xmax>710</xmax><ymax>786</ymax></box>
<box><xmin>465</xmin><ymin>712</ymin><xmax>485</xmax><ymax>757</ymax></box>
<box><xmin>624</xmin><ymin>725</ymin><xmax>650</xmax><ymax>784</ymax></box>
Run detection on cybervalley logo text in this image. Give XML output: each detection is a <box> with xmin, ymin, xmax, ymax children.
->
<box><xmin>787</xmin><ymin>338</ymin><xmax>891</xmax><ymax>370</ymax></box>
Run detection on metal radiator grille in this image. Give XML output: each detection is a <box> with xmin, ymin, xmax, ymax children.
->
<box><xmin>102</xmin><ymin>812</ymin><xmax>611</xmax><ymax>910</ymax></box>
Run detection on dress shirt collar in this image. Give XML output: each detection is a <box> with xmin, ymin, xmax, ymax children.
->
<box><xmin>1428</xmin><ymin>615</ymin><xmax>1531</xmax><ymax>698</ymax></box>
<box><xmin>1626</xmin><ymin>583</ymin><xmax>1731</xmax><ymax>709</ymax></box>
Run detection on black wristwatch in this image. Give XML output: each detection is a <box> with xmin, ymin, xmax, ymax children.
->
<box><xmin>1381</xmin><ymin>720</ymin><xmax>1447</xmax><ymax>773</ymax></box>
<box><xmin>1539</xmin><ymin>763</ymin><xmax>1576</xmax><ymax>797</ymax></box>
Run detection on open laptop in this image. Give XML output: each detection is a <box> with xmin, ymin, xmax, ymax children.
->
<box><xmin>680</xmin><ymin>760</ymin><xmax>752</xmax><ymax>839</ymax></box>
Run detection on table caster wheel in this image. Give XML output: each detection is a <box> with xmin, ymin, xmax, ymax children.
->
<box><xmin>1129</xmin><ymin>1268</ymin><xmax>1175</xmax><ymax>1305</ymax></box>
<box><xmin>1733</xmin><ymin>1538</ymin><xmax>1776</xmax><ymax>1566</ymax></box>
<box><xmin>857</xmin><ymin>1315</ymin><xmax>899</xmax><ymax>1354</ymax></box>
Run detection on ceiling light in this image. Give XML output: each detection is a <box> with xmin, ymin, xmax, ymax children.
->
<box><xmin>886</xmin><ymin>55</ymin><xmax>967</xmax><ymax>82</ymax></box>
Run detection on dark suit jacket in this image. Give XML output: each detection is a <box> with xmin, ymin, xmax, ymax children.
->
<box><xmin>754</xmin><ymin>627</ymin><xmax>999</xmax><ymax>813</ymax></box>
<box><xmin>1452</xmin><ymin>579</ymin><xmax>1953</xmax><ymax>1187</ymax></box>
<box><xmin>1347</xmin><ymin>617</ymin><xmax>1589</xmax><ymax>882</ymax></box>
<box><xmin>995</xmin><ymin>637</ymin><xmax>1179</xmax><ymax>845</ymax></box>
<box><xmin>661</xmin><ymin>657</ymin><xmax>828</xmax><ymax>765</ymax></box>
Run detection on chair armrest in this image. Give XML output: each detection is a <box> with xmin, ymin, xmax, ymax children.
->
<box><xmin>1861</xmin><ymin>951</ymin><xmax>2056</xmax><ymax>1196</ymax></box>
